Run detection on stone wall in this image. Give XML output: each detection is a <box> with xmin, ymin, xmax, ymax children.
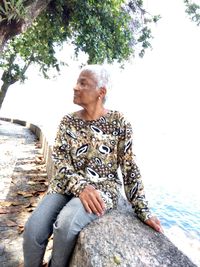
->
<box><xmin>0</xmin><ymin>117</ymin><xmax>55</xmax><ymax>179</ymax></box>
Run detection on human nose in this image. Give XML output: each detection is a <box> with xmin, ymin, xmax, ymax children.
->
<box><xmin>73</xmin><ymin>83</ymin><xmax>80</xmax><ymax>91</ymax></box>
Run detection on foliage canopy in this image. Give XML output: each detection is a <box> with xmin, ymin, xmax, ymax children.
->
<box><xmin>0</xmin><ymin>0</ymin><xmax>159</xmax><ymax>80</ymax></box>
<box><xmin>184</xmin><ymin>0</ymin><xmax>200</xmax><ymax>26</ymax></box>
<box><xmin>0</xmin><ymin>0</ymin><xmax>160</xmax><ymax>109</ymax></box>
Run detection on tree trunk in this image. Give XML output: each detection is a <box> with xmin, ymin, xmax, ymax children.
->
<box><xmin>0</xmin><ymin>80</ymin><xmax>11</xmax><ymax>110</ymax></box>
<box><xmin>0</xmin><ymin>0</ymin><xmax>52</xmax><ymax>53</ymax></box>
<box><xmin>0</xmin><ymin>55</ymin><xmax>32</xmax><ymax>110</ymax></box>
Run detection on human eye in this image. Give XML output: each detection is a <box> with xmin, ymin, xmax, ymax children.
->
<box><xmin>78</xmin><ymin>79</ymin><xmax>87</xmax><ymax>88</ymax></box>
<box><xmin>80</xmin><ymin>81</ymin><xmax>85</xmax><ymax>86</ymax></box>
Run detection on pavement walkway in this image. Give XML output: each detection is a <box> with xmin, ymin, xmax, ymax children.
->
<box><xmin>0</xmin><ymin>120</ymin><xmax>49</xmax><ymax>267</ymax></box>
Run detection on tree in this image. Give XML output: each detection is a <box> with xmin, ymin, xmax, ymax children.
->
<box><xmin>0</xmin><ymin>0</ymin><xmax>53</xmax><ymax>52</ymax></box>
<box><xmin>0</xmin><ymin>0</ymin><xmax>159</xmax><ymax>110</ymax></box>
<box><xmin>184</xmin><ymin>0</ymin><xmax>200</xmax><ymax>26</ymax></box>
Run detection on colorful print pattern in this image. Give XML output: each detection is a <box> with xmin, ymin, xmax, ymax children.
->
<box><xmin>48</xmin><ymin>110</ymin><xmax>152</xmax><ymax>221</ymax></box>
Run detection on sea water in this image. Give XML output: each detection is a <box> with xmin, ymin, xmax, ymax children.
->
<box><xmin>146</xmin><ymin>183</ymin><xmax>200</xmax><ymax>266</ymax></box>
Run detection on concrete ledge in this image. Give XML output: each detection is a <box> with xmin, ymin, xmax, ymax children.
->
<box><xmin>0</xmin><ymin>117</ymin><xmax>54</xmax><ymax>179</ymax></box>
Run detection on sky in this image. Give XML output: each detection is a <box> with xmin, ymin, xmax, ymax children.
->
<box><xmin>1</xmin><ymin>0</ymin><xmax>200</xmax><ymax>192</ymax></box>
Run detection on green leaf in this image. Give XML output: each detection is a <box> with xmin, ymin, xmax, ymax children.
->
<box><xmin>1</xmin><ymin>0</ymin><xmax>157</xmax><ymax>88</ymax></box>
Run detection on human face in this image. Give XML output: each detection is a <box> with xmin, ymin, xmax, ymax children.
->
<box><xmin>73</xmin><ymin>70</ymin><xmax>99</xmax><ymax>107</ymax></box>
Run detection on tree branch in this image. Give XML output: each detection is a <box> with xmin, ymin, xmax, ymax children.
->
<box><xmin>0</xmin><ymin>0</ymin><xmax>53</xmax><ymax>53</ymax></box>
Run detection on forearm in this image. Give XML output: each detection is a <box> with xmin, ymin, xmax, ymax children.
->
<box><xmin>123</xmin><ymin>163</ymin><xmax>152</xmax><ymax>222</ymax></box>
<box><xmin>49</xmin><ymin>164</ymin><xmax>88</xmax><ymax>196</ymax></box>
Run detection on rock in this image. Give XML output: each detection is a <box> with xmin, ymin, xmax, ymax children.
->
<box><xmin>0</xmin><ymin>244</ymin><xmax>5</xmax><ymax>256</ymax></box>
<box><xmin>69</xmin><ymin>198</ymin><xmax>197</xmax><ymax>267</ymax></box>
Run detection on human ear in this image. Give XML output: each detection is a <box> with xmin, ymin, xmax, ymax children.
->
<box><xmin>99</xmin><ymin>87</ymin><xmax>107</xmax><ymax>98</ymax></box>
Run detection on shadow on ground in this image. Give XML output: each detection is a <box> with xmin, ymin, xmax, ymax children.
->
<box><xmin>0</xmin><ymin>120</ymin><xmax>50</xmax><ymax>267</ymax></box>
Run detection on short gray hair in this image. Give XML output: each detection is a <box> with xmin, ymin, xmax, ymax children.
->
<box><xmin>81</xmin><ymin>64</ymin><xmax>111</xmax><ymax>90</ymax></box>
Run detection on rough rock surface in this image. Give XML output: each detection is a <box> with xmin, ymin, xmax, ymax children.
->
<box><xmin>70</xmin><ymin>199</ymin><xmax>197</xmax><ymax>267</ymax></box>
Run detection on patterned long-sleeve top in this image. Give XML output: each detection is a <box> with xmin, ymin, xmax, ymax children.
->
<box><xmin>48</xmin><ymin>110</ymin><xmax>152</xmax><ymax>222</ymax></box>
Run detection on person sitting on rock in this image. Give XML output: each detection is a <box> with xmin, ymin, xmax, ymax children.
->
<box><xmin>23</xmin><ymin>64</ymin><xmax>163</xmax><ymax>267</ymax></box>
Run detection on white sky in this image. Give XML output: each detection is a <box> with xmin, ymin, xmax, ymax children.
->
<box><xmin>1</xmin><ymin>0</ymin><xmax>200</xmax><ymax>193</ymax></box>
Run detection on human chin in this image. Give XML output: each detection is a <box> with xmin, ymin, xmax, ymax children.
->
<box><xmin>73</xmin><ymin>96</ymin><xmax>80</xmax><ymax>105</ymax></box>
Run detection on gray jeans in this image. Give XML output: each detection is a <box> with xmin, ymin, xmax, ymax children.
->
<box><xmin>23</xmin><ymin>193</ymin><xmax>99</xmax><ymax>267</ymax></box>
